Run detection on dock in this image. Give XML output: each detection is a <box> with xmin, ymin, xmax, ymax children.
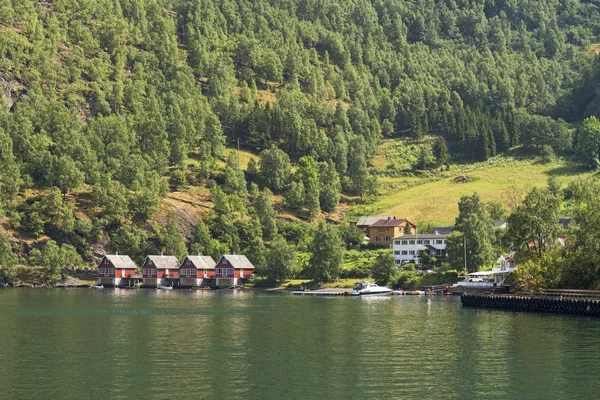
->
<box><xmin>292</xmin><ymin>288</ymin><xmax>351</xmax><ymax>296</ymax></box>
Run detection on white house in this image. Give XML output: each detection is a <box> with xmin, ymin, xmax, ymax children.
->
<box><xmin>392</xmin><ymin>233</ymin><xmax>448</xmax><ymax>266</ymax></box>
<box><xmin>453</xmin><ymin>254</ymin><xmax>518</xmax><ymax>288</ymax></box>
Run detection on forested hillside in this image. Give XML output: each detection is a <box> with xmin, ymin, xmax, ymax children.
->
<box><xmin>1</xmin><ymin>0</ymin><xmax>600</xmax><ymax>275</ymax></box>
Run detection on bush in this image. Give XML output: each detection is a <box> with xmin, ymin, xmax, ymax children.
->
<box><xmin>540</xmin><ymin>145</ymin><xmax>556</xmax><ymax>163</ymax></box>
<box><xmin>171</xmin><ymin>169</ymin><xmax>187</xmax><ymax>189</ymax></box>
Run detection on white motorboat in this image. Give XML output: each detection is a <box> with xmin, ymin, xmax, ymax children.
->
<box><xmin>157</xmin><ymin>285</ymin><xmax>173</xmax><ymax>290</ymax></box>
<box><xmin>351</xmin><ymin>281</ymin><xmax>392</xmax><ymax>296</ymax></box>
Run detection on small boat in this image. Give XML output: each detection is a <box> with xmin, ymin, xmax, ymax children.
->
<box><xmin>351</xmin><ymin>281</ymin><xmax>392</xmax><ymax>296</ymax></box>
<box><xmin>157</xmin><ymin>285</ymin><xmax>173</xmax><ymax>290</ymax></box>
<box><xmin>405</xmin><ymin>290</ymin><xmax>426</xmax><ymax>295</ymax></box>
<box><xmin>93</xmin><ymin>285</ymin><xmax>104</xmax><ymax>289</ymax></box>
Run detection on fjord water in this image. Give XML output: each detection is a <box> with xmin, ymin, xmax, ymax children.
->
<box><xmin>0</xmin><ymin>290</ymin><xmax>599</xmax><ymax>399</ymax></box>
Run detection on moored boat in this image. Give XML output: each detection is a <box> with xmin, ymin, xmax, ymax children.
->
<box><xmin>157</xmin><ymin>285</ymin><xmax>173</xmax><ymax>290</ymax></box>
<box><xmin>351</xmin><ymin>281</ymin><xmax>392</xmax><ymax>296</ymax></box>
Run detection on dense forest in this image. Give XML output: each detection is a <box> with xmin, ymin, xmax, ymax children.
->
<box><xmin>1</xmin><ymin>0</ymin><xmax>600</xmax><ymax>279</ymax></box>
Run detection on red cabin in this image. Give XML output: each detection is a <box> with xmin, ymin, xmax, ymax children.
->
<box><xmin>214</xmin><ymin>255</ymin><xmax>254</xmax><ymax>287</ymax></box>
<box><xmin>97</xmin><ymin>255</ymin><xmax>137</xmax><ymax>286</ymax></box>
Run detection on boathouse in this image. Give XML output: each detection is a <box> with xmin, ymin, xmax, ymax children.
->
<box><xmin>214</xmin><ymin>255</ymin><xmax>254</xmax><ymax>287</ymax></box>
<box><xmin>179</xmin><ymin>255</ymin><xmax>216</xmax><ymax>287</ymax></box>
<box><xmin>97</xmin><ymin>255</ymin><xmax>138</xmax><ymax>287</ymax></box>
<box><xmin>141</xmin><ymin>255</ymin><xmax>180</xmax><ymax>287</ymax></box>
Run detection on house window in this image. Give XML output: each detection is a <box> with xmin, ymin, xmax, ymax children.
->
<box><xmin>385</xmin><ymin>228</ymin><xmax>389</xmax><ymax>232</ymax></box>
<box><xmin>223</xmin><ymin>259</ymin><xmax>228</xmax><ymax>264</ymax></box>
<box><xmin>394</xmin><ymin>251</ymin><xmax>400</xmax><ymax>255</ymax></box>
<box><xmin>385</xmin><ymin>236</ymin><xmax>390</xmax><ymax>242</ymax></box>
<box><xmin>424</xmin><ymin>240</ymin><xmax>430</xmax><ymax>244</ymax></box>
<box><xmin>104</xmin><ymin>259</ymin><xmax>109</xmax><ymax>264</ymax></box>
<box><xmin>401</xmin><ymin>240</ymin><xmax>408</xmax><ymax>245</ymax></box>
<box><xmin>394</xmin><ymin>241</ymin><xmax>400</xmax><ymax>245</ymax></box>
<box><xmin>148</xmin><ymin>260</ymin><xmax>153</xmax><ymax>265</ymax></box>
<box><xmin>402</xmin><ymin>251</ymin><xmax>408</xmax><ymax>255</ymax></box>
<box><xmin>409</xmin><ymin>250</ymin><xmax>415</xmax><ymax>255</ymax></box>
<box><xmin>186</xmin><ymin>259</ymin><xmax>191</xmax><ymax>265</ymax></box>
<box><xmin>375</xmin><ymin>236</ymin><xmax>380</xmax><ymax>242</ymax></box>
<box><xmin>395</xmin><ymin>260</ymin><xmax>401</xmax><ymax>265</ymax></box>
<box><xmin>409</xmin><ymin>240</ymin><xmax>415</xmax><ymax>245</ymax></box>
<box><xmin>417</xmin><ymin>240</ymin><xmax>423</xmax><ymax>244</ymax></box>
<box><xmin>436</xmin><ymin>240</ymin><xmax>443</xmax><ymax>244</ymax></box>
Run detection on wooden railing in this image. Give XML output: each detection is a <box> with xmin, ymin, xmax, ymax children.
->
<box><xmin>531</xmin><ymin>289</ymin><xmax>600</xmax><ymax>299</ymax></box>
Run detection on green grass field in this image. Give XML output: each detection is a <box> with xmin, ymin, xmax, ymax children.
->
<box><xmin>353</xmin><ymin>156</ymin><xmax>593</xmax><ymax>225</ymax></box>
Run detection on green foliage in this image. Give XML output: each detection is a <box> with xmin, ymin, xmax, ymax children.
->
<box><xmin>265</xmin><ymin>236</ymin><xmax>296</xmax><ymax>283</ymax></box>
<box><xmin>259</xmin><ymin>147</ymin><xmax>291</xmax><ymax>192</ymax></box>
<box><xmin>0</xmin><ymin>233</ymin><xmax>17</xmax><ymax>268</ymax></box>
<box><xmin>577</xmin><ymin>117</ymin><xmax>600</xmax><ymax>169</ymax></box>
<box><xmin>171</xmin><ymin>169</ymin><xmax>187</xmax><ymax>189</ymax></box>
<box><xmin>308</xmin><ymin>220</ymin><xmax>344</xmax><ymax>282</ymax></box>
<box><xmin>255</xmin><ymin>188</ymin><xmax>277</xmax><ymax>241</ymax></box>
<box><xmin>339</xmin><ymin>222</ymin><xmax>365</xmax><ymax>249</ymax></box>
<box><xmin>370</xmin><ymin>252</ymin><xmax>397</xmax><ymax>284</ymax></box>
<box><xmin>506</xmin><ymin>187</ymin><xmax>561</xmax><ymax>260</ymax></box>
<box><xmin>156</xmin><ymin>213</ymin><xmax>187</xmax><ymax>260</ymax></box>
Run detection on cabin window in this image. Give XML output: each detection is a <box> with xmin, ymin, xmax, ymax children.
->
<box><xmin>223</xmin><ymin>259</ymin><xmax>228</xmax><ymax>264</ymax></box>
<box><xmin>148</xmin><ymin>260</ymin><xmax>153</xmax><ymax>265</ymax></box>
<box><xmin>186</xmin><ymin>259</ymin><xmax>191</xmax><ymax>265</ymax></box>
<box><xmin>104</xmin><ymin>259</ymin><xmax>109</xmax><ymax>264</ymax></box>
<box><xmin>401</xmin><ymin>240</ymin><xmax>408</xmax><ymax>245</ymax></box>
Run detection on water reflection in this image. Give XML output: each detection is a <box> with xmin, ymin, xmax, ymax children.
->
<box><xmin>0</xmin><ymin>290</ymin><xmax>600</xmax><ymax>399</ymax></box>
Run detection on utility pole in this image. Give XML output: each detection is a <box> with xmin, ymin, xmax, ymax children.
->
<box><xmin>463</xmin><ymin>236</ymin><xmax>467</xmax><ymax>275</ymax></box>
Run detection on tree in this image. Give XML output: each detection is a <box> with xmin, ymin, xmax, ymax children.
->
<box><xmin>487</xmin><ymin>201</ymin><xmax>506</xmax><ymax>221</ymax></box>
<box><xmin>506</xmin><ymin>187</ymin><xmax>561</xmax><ymax>260</ymax></box>
<box><xmin>318</xmin><ymin>162</ymin><xmax>341</xmax><ymax>213</ymax></box>
<box><xmin>577</xmin><ymin>116</ymin><xmax>600</xmax><ymax>169</ymax></box>
<box><xmin>297</xmin><ymin>156</ymin><xmax>320</xmax><ymax>217</ymax></box>
<box><xmin>259</xmin><ymin>146</ymin><xmax>291</xmax><ymax>192</ymax></box>
<box><xmin>0</xmin><ymin>233</ymin><xmax>17</xmax><ymax>268</ymax></box>
<box><xmin>158</xmin><ymin>212</ymin><xmax>187</xmax><ymax>260</ymax></box>
<box><xmin>308</xmin><ymin>220</ymin><xmax>344</xmax><ymax>282</ymax></box>
<box><xmin>432</xmin><ymin>137</ymin><xmax>450</xmax><ymax>165</ymax></box>
<box><xmin>370</xmin><ymin>251</ymin><xmax>396</xmax><ymax>284</ymax></box>
<box><xmin>265</xmin><ymin>236</ymin><xmax>296</xmax><ymax>282</ymax></box>
<box><xmin>453</xmin><ymin>193</ymin><xmax>495</xmax><ymax>271</ymax></box>
<box><xmin>339</xmin><ymin>222</ymin><xmax>365</xmax><ymax>249</ymax></box>
<box><xmin>54</xmin><ymin>155</ymin><xmax>84</xmax><ymax>196</ymax></box>
<box><xmin>256</xmin><ymin>188</ymin><xmax>277</xmax><ymax>241</ymax></box>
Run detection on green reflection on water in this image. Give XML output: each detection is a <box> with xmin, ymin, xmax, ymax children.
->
<box><xmin>0</xmin><ymin>289</ymin><xmax>599</xmax><ymax>400</ymax></box>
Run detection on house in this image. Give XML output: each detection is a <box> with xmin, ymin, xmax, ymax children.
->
<box><xmin>97</xmin><ymin>255</ymin><xmax>137</xmax><ymax>287</ymax></box>
<box><xmin>494</xmin><ymin>220</ymin><xmax>508</xmax><ymax>229</ymax></box>
<box><xmin>141</xmin><ymin>255</ymin><xmax>180</xmax><ymax>287</ymax></box>
<box><xmin>179</xmin><ymin>255</ymin><xmax>217</xmax><ymax>287</ymax></box>
<box><xmin>367</xmin><ymin>217</ymin><xmax>416</xmax><ymax>246</ymax></box>
<box><xmin>497</xmin><ymin>254</ymin><xmax>517</xmax><ymax>272</ymax></box>
<box><xmin>559</xmin><ymin>218</ymin><xmax>573</xmax><ymax>230</ymax></box>
<box><xmin>356</xmin><ymin>216</ymin><xmax>396</xmax><ymax>234</ymax></box>
<box><xmin>214</xmin><ymin>255</ymin><xmax>254</xmax><ymax>287</ymax></box>
<box><xmin>432</xmin><ymin>226</ymin><xmax>454</xmax><ymax>235</ymax></box>
<box><xmin>392</xmin><ymin>233</ymin><xmax>448</xmax><ymax>266</ymax></box>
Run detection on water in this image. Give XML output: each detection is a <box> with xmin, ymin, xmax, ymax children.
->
<box><xmin>0</xmin><ymin>289</ymin><xmax>599</xmax><ymax>399</ymax></box>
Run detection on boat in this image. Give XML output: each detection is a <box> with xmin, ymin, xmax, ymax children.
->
<box><xmin>157</xmin><ymin>285</ymin><xmax>173</xmax><ymax>290</ymax></box>
<box><xmin>405</xmin><ymin>290</ymin><xmax>425</xmax><ymax>295</ymax></box>
<box><xmin>351</xmin><ymin>281</ymin><xmax>392</xmax><ymax>296</ymax></box>
<box><xmin>92</xmin><ymin>285</ymin><xmax>104</xmax><ymax>289</ymax></box>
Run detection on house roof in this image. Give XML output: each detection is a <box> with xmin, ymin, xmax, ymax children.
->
<box><xmin>219</xmin><ymin>255</ymin><xmax>254</xmax><ymax>269</ymax></box>
<box><xmin>392</xmin><ymin>233</ymin><xmax>448</xmax><ymax>240</ymax></box>
<box><xmin>182</xmin><ymin>255</ymin><xmax>216</xmax><ymax>269</ymax></box>
<box><xmin>144</xmin><ymin>255</ymin><xmax>179</xmax><ymax>269</ymax></box>
<box><xmin>370</xmin><ymin>218</ymin><xmax>414</xmax><ymax>228</ymax></box>
<box><xmin>432</xmin><ymin>226</ymin><xmax>454</xmax><ymax>235</ymax></box>
<box><xmin>494</xmin><ymin>220</ymin><xmax>508</xmax><ymax>228</ymax></box>
<box><xmin>559</xmin><ymin>218</ymin><xmax>573</xmax><ymax>229</ymax></box>
<box><xmin>356</xmin><ymin>216</ymin><xmax>395</xmax><ymax>226</ymax></box>
<box><xmin>100</xmin><ymin>255</ymin><xmax>137</xmax><ymax>269</ymax></box>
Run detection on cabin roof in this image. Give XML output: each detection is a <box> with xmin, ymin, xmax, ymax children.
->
<box><xmin>182</xmin><ymin>255</ymin><xmax>216</xmax><ymax>269</ymax></box>
<box><xmin>219</xmin><ymin>255</ymin><xmax>254</xmax><ymax>269</ymax></box>
<box><xmin>356</xmin><ymin>216</ymin><xmax>395</xmax><ymax>226</ymax></box>
<box><xmin>100</xmin><ymin>255</ymin><xmax>137</xmax><ymax>269</ymax></box>
<box><xmin>144</xmin><ymin>255</ymin><xmax>179</xmax><ymax>269</ymax></box>
<box><xmin>370</xmin><ymin>218</ymin><xmax>415</xmax><ymax>228</ymax></box>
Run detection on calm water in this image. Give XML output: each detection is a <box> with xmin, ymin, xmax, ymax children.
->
<box><xmin>0</xmin><ymin>289</ymin><xmax>599</xmax><ymax>399</ymax></box>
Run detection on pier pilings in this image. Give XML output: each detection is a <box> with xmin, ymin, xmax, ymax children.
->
<box><xmin>461</xmin><ymin>294</ymin><xmax>600</xmax><ymax>316</ymax></box>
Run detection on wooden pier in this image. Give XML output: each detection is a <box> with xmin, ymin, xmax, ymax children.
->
<box><xmin>292</xmin><ymin>288</ymin><xmax>351</xmax><ymax>296</ymax></box>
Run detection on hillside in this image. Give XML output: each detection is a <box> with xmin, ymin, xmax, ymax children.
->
<box><xmin>1</xmin><ymin>0</ymin><xmax>600</xmax><ymax>276</ymax></box>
